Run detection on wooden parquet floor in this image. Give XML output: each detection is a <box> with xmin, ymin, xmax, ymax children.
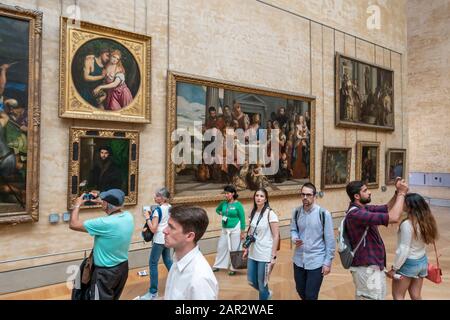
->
<box><xmin>1</xmin><ymin>206</ymin><xmax>449</xmax><ymax>300</ymax></box>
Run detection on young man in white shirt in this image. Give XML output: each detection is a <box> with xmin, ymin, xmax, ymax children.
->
<box><xmin>163</xmin><ymin>205</ymin><xmax>219</xmax><ymax>300</ymax></box>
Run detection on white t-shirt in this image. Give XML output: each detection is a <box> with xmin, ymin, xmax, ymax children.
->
<box><xmin>248</xmin><ymin>208</ymin><xmax>279</xmax><ymax>262</ymax></box>
<box><xmin>153</xmin><ymin>203</ymin><xmax>171</xmax><ymax>245</ymax></box>
<box><xmin>393</xmin><ymin>219</ymin><xmax>427</xmax><ymax>270</ymax></box>
<box><xmin>164</xmin><ymin>246</ymin><xmax>218</xmax><ymax>300</ymax></box>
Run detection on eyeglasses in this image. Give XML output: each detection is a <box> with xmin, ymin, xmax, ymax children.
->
<box><xmin>300</xmin><ymin>193</ymin><xmax>314</xmax><ymax>198</ymax></box>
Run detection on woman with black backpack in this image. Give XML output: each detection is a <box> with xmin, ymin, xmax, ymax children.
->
<box><xmin>136</xmin><ymin>188</ymin><xmax>173</xmax><ymax>300</ymax></box>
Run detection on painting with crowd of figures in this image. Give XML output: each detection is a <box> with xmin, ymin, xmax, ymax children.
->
<box><xmin>336</xmin><ymin>53</ymin><xmax>394</xmax><ymax>131</ymax></box>
<box><xmin>166</xmin><ymin>72</ymin><xmax>316</xmax><ymax>203</ymax></box>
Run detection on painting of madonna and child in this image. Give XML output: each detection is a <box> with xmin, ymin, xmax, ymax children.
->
<box><xmin>173</xmin><ymin>81</ymin><xmax>313</xmax><ymax>197</ymax></box>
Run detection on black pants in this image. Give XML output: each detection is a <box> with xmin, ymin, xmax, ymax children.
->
<box><xmin>293</xmin><ymin>264</ymin><xmax>324</xmax><ymax>300</ymax></box>
<box><xmin>90</xmin><ymin>260</ymin><xmax>129</xmax><ymax>300</ymax></box>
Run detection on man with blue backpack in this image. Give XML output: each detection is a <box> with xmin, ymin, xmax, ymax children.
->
<box><xmin>136</xmin><ymin>187</ymin><xmax>173</xmax><ymax>300</ymax></box>
<box><xmin>290</xmin><ymin>182</ymin><xmax>335</xmax><ymax>300</ymax></box>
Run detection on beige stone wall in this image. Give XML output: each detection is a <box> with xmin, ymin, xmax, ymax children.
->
<box><xmin>407</xmin><ymin>0</ymin><xmax>450</xmax><ymax>173</ymax></box>
<box><xmin>0</xmin><ymin>0</ymin><xmax>407</xmax><ymax>271</ymax></box>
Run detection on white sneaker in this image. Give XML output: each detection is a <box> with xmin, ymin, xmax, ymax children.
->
<box><xmin>138</xmin><ymin>292</ymin><xmax>158</xmax><ymax>300</ymax></box>
<box><xmin>268</xmin><ymin>290</ymin><xmax>273</xmax><ymax>300</ymax></box>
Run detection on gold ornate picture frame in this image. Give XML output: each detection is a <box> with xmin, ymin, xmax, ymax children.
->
<box><xmin>0</xmin><ymin>4</ymin><xmax>42</xmax><ymax>224</ymax></box>
<box><xmin>386</xmin><ymin>148</ymin><xmax>406</xmax><ymax>185</ymax></box>
<box><xmin>335</xmin><ymin>52</ymin><xmax>394</xmax><ymax>131</ymax></box>
<box><xmin>68</xmin><ymin>127</ymin><xmax>139</xmax><ymax>210</ymax></box>
<box><xmin>167</xmin><ymin>71</ymin><xmax>316</xmax><ymax>204</ymax></box>
<box><xmin>59</xmin><ymin>17</ymin><xmax>151</xmax><ymax>123</ymax></box>
<box><xmin>356</xmin><ymin>141</ymin><xmax>380</xmax><ymax>189</ymax></box>
<box><xmin>321</xmin><ymin>146</ymin><xmax>351</xmax><ymax>190</ymax></box>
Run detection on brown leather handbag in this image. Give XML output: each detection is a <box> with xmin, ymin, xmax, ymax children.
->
<box><xmin>230</xmin><ymin>240</ymin><xmax>248</xmax><ymax>270</ymax></box>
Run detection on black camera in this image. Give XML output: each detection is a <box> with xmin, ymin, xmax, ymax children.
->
<box><xmin>82</xmin><ymin>193</ymin><xmax>97</xmax><ymax>206</ymax></box>
<box><xmin>242</xmin><ymin>234</ymin><xmax>256</xmax><ymax>249</ymax></box>
<box><xmin>82</xmin><ymin>193</ymin><xmax>95</xmax><ymax>201</ymax></box>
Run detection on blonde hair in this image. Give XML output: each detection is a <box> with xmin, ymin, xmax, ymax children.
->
<box><xmin>110</xmin><ymin>49</ymin><xmax>125</xmax><ymax>73</ymax></box>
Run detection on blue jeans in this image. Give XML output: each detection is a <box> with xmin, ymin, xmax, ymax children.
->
<box><xmin>149</xmin><ymin>243</ymin><xmax>173</xmax><ymax>294</ymax></box>
<box><xmin>247</xmin><ymin>258</ymin><xmax>270</xmax><ymax>300</ymax></box>
<box><xmin>293</xmin><ymin>264</ymin><xmax>324</xmax><ymax>300</ymax></box>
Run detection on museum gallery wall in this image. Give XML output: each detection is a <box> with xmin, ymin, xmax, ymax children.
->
<box><xmin>0</xmin><ymin>1</ymin><xmax>407</xmax><ymax>236</ymax></box>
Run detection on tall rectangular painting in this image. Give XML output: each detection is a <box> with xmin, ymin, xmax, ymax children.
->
<box><xmin>0</xmin><ymin>4</ymin><xmax>41</xmax><ymax>224</ymax></box>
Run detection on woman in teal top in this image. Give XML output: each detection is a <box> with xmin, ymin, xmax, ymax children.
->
<box><xmin>212</xmin><ymin>185</ymin><xmax>246</xmax><ymax>275</ymax></box>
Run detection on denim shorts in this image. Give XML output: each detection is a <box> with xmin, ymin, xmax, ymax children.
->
<box><xmin>397</xmin><ymin>255</ymin><xmax>428</xmax><ymax>278</ymax></box>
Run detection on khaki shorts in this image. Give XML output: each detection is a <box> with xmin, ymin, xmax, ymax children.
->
<box><xmin>350</xmin><ymin>266</ymin><xmax>386</xmax><ymax>300</ymax></box>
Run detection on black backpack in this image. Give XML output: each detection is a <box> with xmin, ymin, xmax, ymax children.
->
<box><xmin>293</xmin><ymin>206</ymin><xmax>326</xmax><ymax>241</ymax></box>
<box><xmin>71</xmin><ymin>251</ymin><xmax>93</xmax><ymax>300</ymax></box>
<box><xmin>142</xmin><ymin>206</ymin><xmax>163</xmax><ymax>242</ymax></box>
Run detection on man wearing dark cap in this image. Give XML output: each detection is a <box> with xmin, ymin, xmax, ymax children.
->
<box><xmin>70</xmin><ymin>188</ymin><xmax>134</xmax><ymax>300</ymax></box>
<box><xmin>88</xmin><ymin>145</ymin><xmax>123</xmax><ymax>192</ymax></box>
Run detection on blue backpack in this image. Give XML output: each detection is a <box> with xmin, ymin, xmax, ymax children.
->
<box><xmin>142</xmin><ymin>206</ymin><xmax>162</xmax><ymax>242</ymax></box>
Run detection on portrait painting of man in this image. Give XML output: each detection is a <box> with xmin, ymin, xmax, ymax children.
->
<box><xmin>68</xmin><ymin>128</ymin><xmax>139</xmax><ymax>209</ymax></box>
<box><xmin>356</xmin><ymin>141</ymin><xmax>380</xmax><ymax>188</ymax></box>
<box><xmin>386</xmin><ymin>148</ymin><xmax>406</xmax><ymax>184</ymax></box>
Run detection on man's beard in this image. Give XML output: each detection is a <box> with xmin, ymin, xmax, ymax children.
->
<box><xmin>360</xmin><ymin>196</ymin><xmax>371</xmax><ymax>204</ymax></box>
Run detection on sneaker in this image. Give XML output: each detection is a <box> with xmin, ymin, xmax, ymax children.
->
<box><xmin>268</xmin><ymin>290</ymin><xmax>273</xmax><ymax>300</ymax></box>
<box><xmin>212</xmin><ymin>268</ymin><xmax>219</xmax><ymax>272</ymax></box>
<box><xmin>137</xmin><ymin>292</ymin><xmax>158</xmax><ymax>300</ymax></box>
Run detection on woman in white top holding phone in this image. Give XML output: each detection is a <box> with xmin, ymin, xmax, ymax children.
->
<box><xmin>387</xmin><ymin>193</ymin><xmax>439</xmax><ymax>300</ymax></box>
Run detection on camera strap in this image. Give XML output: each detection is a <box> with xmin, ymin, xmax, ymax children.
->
<box><xmin>247</xmin><ymin>207</ymin><xmax>268</xmax><ymax>236</ymax></box>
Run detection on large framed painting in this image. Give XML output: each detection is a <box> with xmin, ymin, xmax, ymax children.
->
<box><xmin>335</xmin><ymin>53</ymin><xmax>394</xmax><ymax>131</ymax></box>
<box><xmin>68</xmin><ymin>127</ymin><xmax>139</xmax><ymax>210</ymax></box>
<box><xmin>386</xmin><ymin>148</ymin><xmax>406</xmax><ymax>185</ymax></box>
<box><xmin>59</xmin><ymin>17</ymin><xmax>151</xmax><ymax>123</ymax></box>
<box><xmin>0</xmin><ymin>4</ymin><xmax>42</xmax><ymax>224</ymax></box>
<box><xmin>321</xmin><ymin>147</ymin><xmax>351</xmax><ymax>190</ymax></box>
<box><xmin>167</xmin><ymin>71</ymin><xmax>316</xmax><ymax>204</ymax></box>
<box><xmin>356</xmin><ymin>141</ymin><xmax>380</xmax><ymax>189</ymax></box>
